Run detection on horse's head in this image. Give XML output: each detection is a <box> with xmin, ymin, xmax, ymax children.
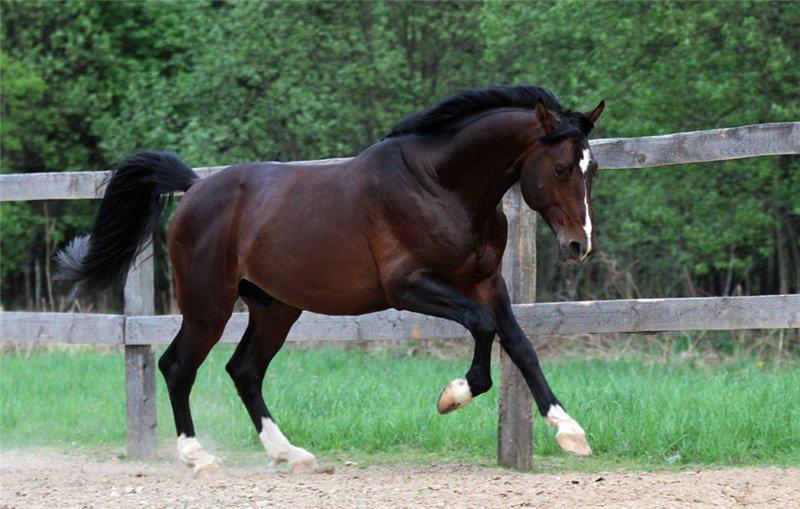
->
<box><xmin>518</xmin><ymin>100</ymin><xmax>605</xmax><ymax>264</ymax></box>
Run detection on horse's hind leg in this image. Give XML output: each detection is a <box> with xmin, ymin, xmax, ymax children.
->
<box><xmin>226</xmin><ymin>281</ymin><xmax>318</xmax><ymax>473</ymax></box>
<box><xmin>158</xmin><ymin>282</ymin><xmax>237</xmax><ymax>477</ymax></box>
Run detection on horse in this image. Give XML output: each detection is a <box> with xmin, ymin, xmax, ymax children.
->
<box><xmin>56</xmin><ymin>84</ymin><xmax>604</xmax><ymax>476</ymax></box>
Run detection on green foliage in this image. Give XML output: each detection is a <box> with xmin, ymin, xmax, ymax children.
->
<box><xmin>2</xmin><ymin>347</ymin><xmax>798</xmax><ymax>467</ymax></box>
<box><xmin>479</xmin><ymin>0</ymin><xmax>800</xmax><ymax>298</ymax></box>
<box><xmin>1</xmin><ymin>0</ymin><xmax>799</xmax><ymax>309</ymax></box>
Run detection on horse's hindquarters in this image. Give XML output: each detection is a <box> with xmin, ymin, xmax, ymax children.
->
<box><xmin>171</xmin><ymin>163</ymin><xmax>389</xmax><ymax>316</ymax></box>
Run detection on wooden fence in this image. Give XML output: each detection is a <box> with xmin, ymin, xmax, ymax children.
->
<box><xmin>1</xmin><ymin>121</ymin><xmax>799</xmax><ymax>468</ymax></box>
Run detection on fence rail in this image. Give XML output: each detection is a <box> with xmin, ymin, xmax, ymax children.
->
<box><xmin>1</xmin><ymin>121</ymin><xmax>798</xmax><ymax>467</ymax></box>
<box><xmin>3</xmin><ymin>295</ymin><xmax>798</xmax><ymax>345</ymax></box>
<box><xmin>1</xmin><ymin>122</ymin><xmax>797</xmax><ymax>201</ymax></box>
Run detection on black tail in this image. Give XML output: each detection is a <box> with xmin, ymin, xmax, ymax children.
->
<box><xmin>55</xmin><ymin>151</ymin><xmax>199</xmax><ymax>296</ymax></box>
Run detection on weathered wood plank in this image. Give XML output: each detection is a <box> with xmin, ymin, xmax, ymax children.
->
<box><xmin>124</xmin><ymin>309</ymin><xmax>472</xmax><ymax>345</ymax></box>
<box><xmin>4</xmin><ymin>295</ymin><xmax>797</xmax><ymax>346</ymax></box>
<box><xmin>0</xmin><ymin>171</ymin><xmax>111</xmax><ymax>201</ymax></box>
<box><xmin>0</xmin><ymin>311</ymin><xmax>123</xmax><ymax>344</ymax></box>
<box><xmin>498</xmin><ymin>184</ymin><xmax>536</xmax><ymax>470</ymax></box>
<box><xmin>123</xmin><ymin>243</ymin><xmax>155</xmax><ymax>317</ymax></box>
<box><xmin>124</xmin><ymin>345</ymin><xmax>157</xmax><ymax>459</ymax></box>
<box><xmin>512</xmin><ymin>294</ymin><xmax>800</xmax><ymax>334</ymax></box>
<box><xmin>592</xmin><ymin>122</ymin><xmax>799</xmax><ymax>169</ymax></box>
<box><xmin>123</xmin><ymin>243</ymin><xmax>157</xmax><ymax>459</ymax></box>
<box><xmin>0</xmin><ymin>161</ymin><xmax>350</xmax><ymax>201</ymax></box>
<box><xmin>124</xmin><ymin>295</ymin><xmax>800</xmax><ymax>345</ymax></box>
<box><xmin>3</xmin><ymin>123</ymin><xmax>796</xmax><ymax>201</ymax></box>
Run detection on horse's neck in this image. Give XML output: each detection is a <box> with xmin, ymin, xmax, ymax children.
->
<box><xmin>432</xmin><ymin>110</ymin><xmax>538</xmax><ymax>216</ymax></box>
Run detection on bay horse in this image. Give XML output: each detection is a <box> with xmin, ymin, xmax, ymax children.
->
<box><xmin>57</xmin><ymin>85</ymin><xmax>604</xmax><ymax>476</ymax></box>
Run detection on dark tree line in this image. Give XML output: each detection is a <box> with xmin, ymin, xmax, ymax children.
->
<box><xmin>1</xmin><ymin>1</ymin><xmax>798</xmax><ymax>312</ymax></box>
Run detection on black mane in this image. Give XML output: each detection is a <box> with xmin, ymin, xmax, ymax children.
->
<box><xmin>386</xmin><ymin>84</ymin><xmax>593</xmax><ymax>142</ymax></box>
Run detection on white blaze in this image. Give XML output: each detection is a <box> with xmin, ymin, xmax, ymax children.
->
<box><xmin>579</xmin><ymin>148</ymin><xmax>591</xmax><ymax>175</ymax></box>
<box><xmin>259</xmin><ymin>417</ymin><xmax>316</xmax><ymax>466</ymax></box>
<box><xmin>578</xmin><ymin>148</ymin><xmax>593</xmax><ymax>254</ymax></box>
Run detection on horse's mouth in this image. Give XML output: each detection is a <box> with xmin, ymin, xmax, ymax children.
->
<box><xmin>557</xmin><ymin>248</ymin><xmax>584</xmax><ymax>266</ymax></box>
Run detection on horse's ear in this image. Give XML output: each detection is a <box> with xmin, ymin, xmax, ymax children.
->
<box><xmin>534</xmin><ymin>100</ymin><xmax>556</xmax><ymax>133</ymax></box>
<box><xmin>584</xmin><ymin>100</ymin><xmax>605</xmax><ymax>125</ymax></box>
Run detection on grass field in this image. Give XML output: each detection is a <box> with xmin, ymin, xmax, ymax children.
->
<box><xmin>1</xmin><ymin>346</ymin><xmax>798</xmax><ymax>470</ymax></box>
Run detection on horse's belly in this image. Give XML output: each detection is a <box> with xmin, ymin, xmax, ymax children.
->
<box><xmin>242</xmin><ymin>237</ymin><xmax>388</xmax><ymax>316</ymax></box>
<box><xmin>260</xmin><ymin>275</ymin><xmax>389</xmax><ymax>316</ymax></box>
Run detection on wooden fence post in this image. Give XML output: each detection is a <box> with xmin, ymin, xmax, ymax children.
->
<box><xmin>498</xmin><ymin>183</ymin><xmax>537</xmax><ymax>469</ymax></box>
<box><xmin>124</xmin><ymin>240</ymin><xmax>157</xmax><ymax>458</ymax></box>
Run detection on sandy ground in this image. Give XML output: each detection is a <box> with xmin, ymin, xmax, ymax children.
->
<box><xmin>1</xmin><ymin>450</ymin><xmax>798</xmax><ymax>509</ymax></box>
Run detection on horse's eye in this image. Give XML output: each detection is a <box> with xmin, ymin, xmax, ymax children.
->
<box><xmin>554</xmin><ymin>165</ymin><xmax>570</xmax><ymax>180</ymax></box>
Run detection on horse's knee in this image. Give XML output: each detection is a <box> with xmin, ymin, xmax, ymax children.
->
<box><xmin>465</xmin><ymin>307</ymin><xmax>496</xmax><ymax>338</ymax></box>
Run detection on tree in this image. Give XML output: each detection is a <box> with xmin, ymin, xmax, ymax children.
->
<box><xmin>1</xmin><ymin>0</ymin><xmax>798</xmax><ymax>310</ymax></box>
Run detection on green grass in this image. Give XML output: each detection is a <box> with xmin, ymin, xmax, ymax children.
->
<box><xmin>1</xmin><ymin>346</ymin><xmax>798</xmax><ymax>470</ymax></box>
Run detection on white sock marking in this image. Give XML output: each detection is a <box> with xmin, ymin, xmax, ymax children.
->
<box><xmin>578</xmin><ymin>148</ymin><xmax>593</xmax><ymax>254</ymax></box>
<box><xmin>259</xmin><ymin>418</ymin><xmax>316</xmax><ymax>466</ymax></box>
<box><xmin>177</xmin><ymin>434</ymin><xmax>219</xmax><ymax>472</ymax></box>
<box><xmin>447</xmin><ymin>378</ymin><xmax>474</xmax><ymax>406</ymax></box>
<box><xmin>544</xmin><ymin>404</ymin><xmax>586</xmax><ymax>436</ymax></box>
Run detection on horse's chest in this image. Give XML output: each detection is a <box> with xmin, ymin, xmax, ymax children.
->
<box><xmin>444</xmin><ymin>241</ymin><xmax>503</xmax><ymax>286</ymax></box>
<box><xmin>417</xmin><ymin>212</ymin><xmax>506</xmax><ymax>287</ymax></box>
<box><xmin>382</xmin><ymin>191</ymin><xmax>507</xmax><ymax>286</ymax></box>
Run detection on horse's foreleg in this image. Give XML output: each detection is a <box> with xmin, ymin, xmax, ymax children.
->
<box><xmin>489</xmin><ymin>276</ymin><xmax>592</xmax><ymax>457</ymax></box>
<box><xmin>225</xmin><ymin>298</ymin><xmax>318</xmax><ymax>474</ymax></box>
<box><xmin>438</xmin><ymin>323</ymin><xmax>495</xmax><ymax>414</ymax></box>
<box><xmin>386</xmin><ymin>271</ymin><xmax>496</xmax><ymax>413</ymax></box>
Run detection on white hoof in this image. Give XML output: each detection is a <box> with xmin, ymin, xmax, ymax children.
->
<box><xmin>194</xmin><ymin>462</ymin><xmax>226</xmax><ymax>479</ymax></box>
<box><xmin>544</xmin><ymin>405</ymin><xmax>593</xmax><ymax>457</ymax></box>
<box><xmin>437</xmin><ymin>378</ymin><xmax>473</xmax><ymax>414</ymax></box>
<box><xmin>288</xmin><ymin>457</ymin><xmax>319</xmax><ymax>474</ymax></box>
<box><xmin>177</xmin><ymin>434</ymin><xmax>222</xmax><ymax>476</ymax></box>
<box><xmin>260</xmin><ymin>418</ymin><xmax>318</xmax><ymax>471</ymax></box>
<box><xmin>556</xmin><ymin>432</ymin><xmax>593</xmax><ymax>457</ymax></box>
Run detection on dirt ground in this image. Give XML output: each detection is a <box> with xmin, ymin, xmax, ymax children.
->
<box><xmin>1</xmin><ymin>450</ymin><xmax>798</xmax><ymax>509</ymax></box>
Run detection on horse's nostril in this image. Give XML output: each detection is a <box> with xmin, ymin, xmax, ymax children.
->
<box><xmin>569</xmin><ymin>241</ymin><xmax>585</xmax><ymax>258</ymax></box>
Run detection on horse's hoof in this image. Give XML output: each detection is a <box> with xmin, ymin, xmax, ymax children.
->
<box><xmin>315</xmin><ymin>464</ymin><xmax>336</xmax><ymax>474</ymax></box>
<box><xmin>194</xmin><ymin>462</ymin><xmax>225</xmax><ymax>479</ymax></box>
<box><xmin>288</xmin><ymin>457</ymin><xmax>318</xmax><ymax>474</ymax></box>
<box><xmin>556</xmin><ymin>432</ymin><xmax>593</xmax><ymax>457</ymax></box>
<box><xmin>436</xmin><ymin>379</ymin><xmax>473</xmax><ymax>414</ymax></box>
